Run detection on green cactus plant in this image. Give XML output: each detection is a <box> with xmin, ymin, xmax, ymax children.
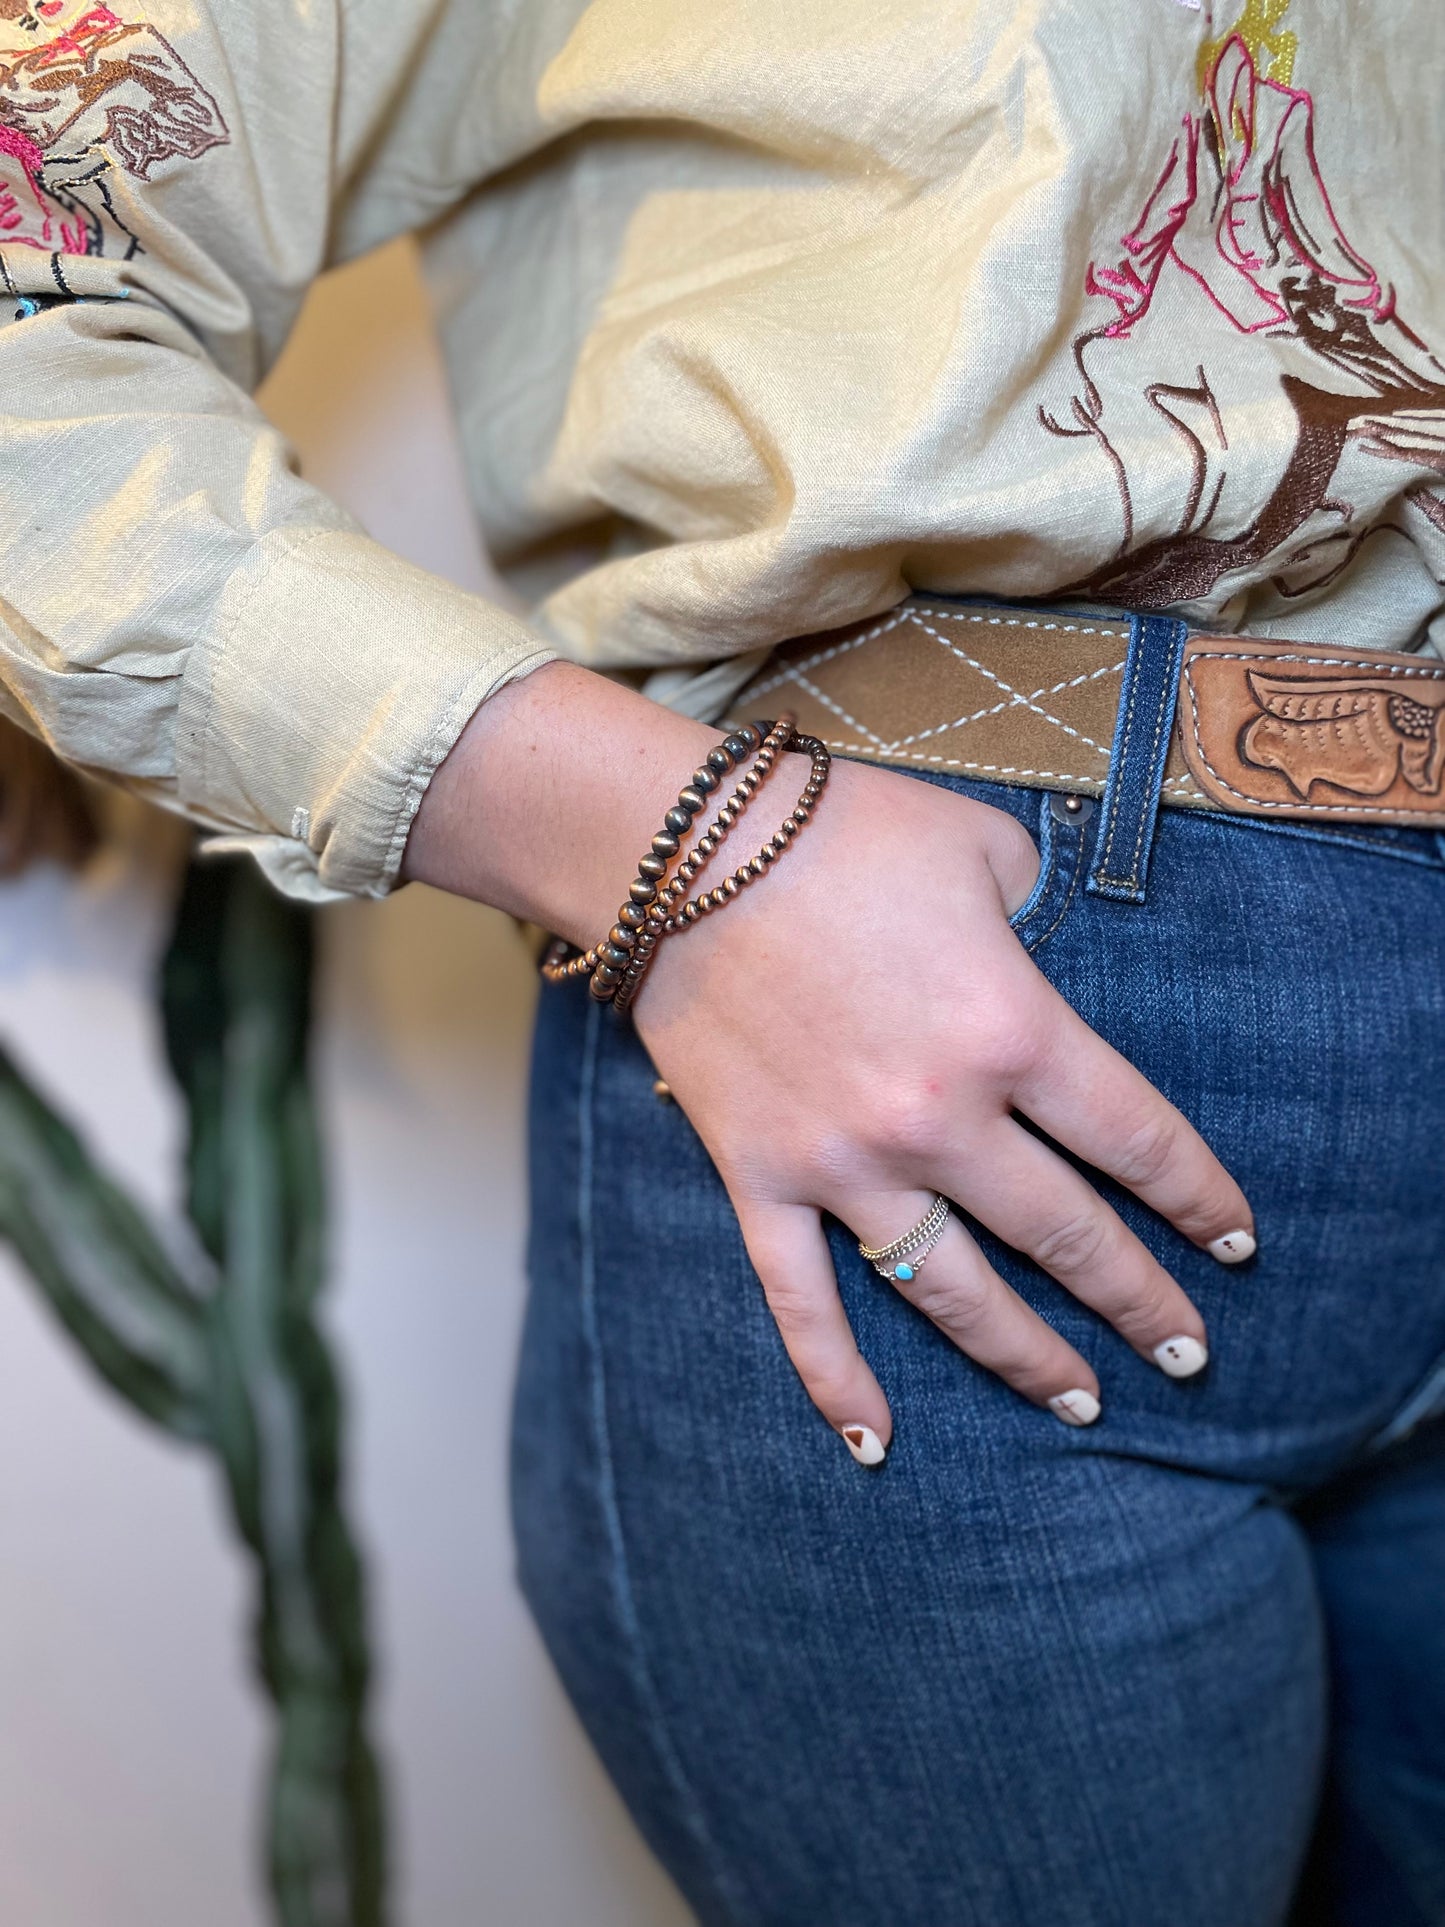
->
<box><xmin>0</xmin><ymin>853</ymin><xmax>387</xmax><ymax>1927</ymax></box>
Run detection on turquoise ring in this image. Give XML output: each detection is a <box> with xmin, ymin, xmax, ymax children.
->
<box><xmin>857</xmin><ymin>1193</ymin><xmax>952</xmax><ymax>1285</ymax></box>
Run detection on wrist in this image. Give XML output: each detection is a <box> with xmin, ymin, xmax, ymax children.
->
<box><xmin>402</xmin><ymin>660</ymin><xmax>720</xmax><ymax>944</ymax></box>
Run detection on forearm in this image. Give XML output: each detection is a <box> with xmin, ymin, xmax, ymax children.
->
<box><xmin>400</xmin><ymin>661</ymin><xmax>720</xmax><ymax>945</ymax></box>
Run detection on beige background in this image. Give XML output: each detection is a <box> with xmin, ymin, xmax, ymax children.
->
<box><xmin>0</xmin><ymin>240</ymin><xmax>691</xmax><ymax>1927</ymax></box>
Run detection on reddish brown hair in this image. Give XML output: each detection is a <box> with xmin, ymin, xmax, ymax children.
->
<box><xmin>0</xmin><ymin>716</ymin><xmax>98</xmax><ymax>874</ymax></box>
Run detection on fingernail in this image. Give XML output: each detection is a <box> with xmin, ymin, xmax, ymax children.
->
<box><xmin>1208</xmin><ymin>1228</ymin><xmax>1256</xmax><ymax>1265</ymax></box>
<box><xmin>1048</xmin><ymin>1389</ymin><xmax>1102</xmax><ymax>1428</ymax></box>
<box><xmin>1154</xmin><ymin>1335</ymin><xmax>1209</xmax><ymax>1378</ymax></box>
<box><xmin>840</xmin><ymin>1424</ymin><xmax>887</xmax><ymax>1466</ymax></box>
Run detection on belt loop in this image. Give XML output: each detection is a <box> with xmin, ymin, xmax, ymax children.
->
<box><xmin>1086</xmin><ymin>613</ymin><xmax>1189</xmax><ymax>904</ymax></box>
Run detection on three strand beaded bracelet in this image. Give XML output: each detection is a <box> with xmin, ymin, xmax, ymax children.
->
<box><xmin>540</xmin><ymin>713</ymin><xmax>831</xmax><ymax>1015</ymax></box>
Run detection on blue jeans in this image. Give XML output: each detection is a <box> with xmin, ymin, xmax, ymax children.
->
<box><xmin>514</xmin><ymin>766</ymin><xmax>1445</xmax><ymax>1927</ymax></box>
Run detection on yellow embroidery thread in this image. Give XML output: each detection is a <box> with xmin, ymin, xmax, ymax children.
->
<box><xmin>1198</xmin><ymin>0</ymin><xmax>1298</xmax><ymax>92</ymax></box>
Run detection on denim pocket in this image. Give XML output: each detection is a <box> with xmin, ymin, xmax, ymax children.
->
<box><xmin>1007</xmin><ymin>792</ymin><xmax>1093</xmax><ymax>957</ymax></box>
<box><xmin>877</xmin><ymin>764</ymin><xmax>1097</xmax><ymax>956</ymax></box>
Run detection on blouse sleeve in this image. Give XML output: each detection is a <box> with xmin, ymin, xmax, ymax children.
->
<box><xmin>0</xmin><ymin>1</ymin><xmax>555</xmax><ymax>900</ymax></box>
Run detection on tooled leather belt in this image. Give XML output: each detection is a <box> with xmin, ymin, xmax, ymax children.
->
<box><xmin>730</xmin><ymin>597</ymin><xmax>1445</xmax><ymax>829</ymax></box>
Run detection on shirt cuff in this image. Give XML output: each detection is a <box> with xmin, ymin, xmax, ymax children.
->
<box><xmin>177</xmin><ymin>526</ymin><xmax>557</xmax><ymax>901</ymax></box>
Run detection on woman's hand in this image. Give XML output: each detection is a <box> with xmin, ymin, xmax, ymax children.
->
<box><xmin>405</xmin><ymin>663</ymin><xmax>1254</xmax><ymax>1462</ymax></box>
<box><xmin>636</xmin><ymin>756</ymin><xmax>1255</xmax><ymax>1457</ymax></box>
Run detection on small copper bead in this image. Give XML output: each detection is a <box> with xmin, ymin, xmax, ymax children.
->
<box><xmin>677</xmin><ymin>786</ymin><xmax>707</xmax><ymax>815</ymax></box>
<box><xmin>759</xmin><ymin>845</ymin><xmax>777</xmax><ymax>865</ymax></box>
<box><xmin>793</xmin><ymin>802</ymin><xmax>811</xmax><ymax>822</ymax></box>
<box><xmin>722</xmin><ymin>731</ymin><xmax>755</xmax><ymax>762</ymax></box>
<box><xmin>619</xmin><ymin>900</ymin><xmax>647</xmax><ymax>929</ymax></box>
<box><xmin>664</xmin><ymin>806</ymin><xmax>692</xmax><ymax>835</ymax></box>
<box><xmin>629</xmin><ymin>878</ymin><xmax>659</xmax><ymax>905</ymax></box>
<box><xmin>608</xmin><ymin>924</ymin><xmax>637</xmax><ymax>951</ymax></box>
<box><xmin>780</xmin><ymin>818</ymin><xmax>798</xmax><ymax>838</ymax></box>
<box><xmin>593</xmin><ymin>962</ymin><xmax>623</xmax><ymax>988</ymax></box>
<box><xmin>652</xmin><ymin>829</ymin><xmax>680</xmax><ymax>858</ymax></box>
<box><xmin>682</xmin><ymin>902</ymin><xmax>702</xmax><ymax>923</ymax></box>
<box><xmin>588</xmin><ymin>974</ymin><xmax>615</xmax><ymax>1001</ymax></box>
<box><xmin>706</xmin><ymin>746</ymin><xmax>733</xmax><ymax>775</ymax></box>
<box><xmin>722</xmin><ymin>875</ymin><xmax>741</xmax><ymax>898</ymax></box>
<box><xmin>749</xmin><ymin>854</ymin><xmax>767</xmax><ymax>875</ymax></box>
<box><xmin>691</xmin><ymin>766</ymin><xmax>720</xmax><ymax>793</ymax></box>
<box><xmin>599</xmin><ymin>941</ymin><xmax>632</xmax><ymax>970</ymax></box>
<box><xmin>638</xmin><ymin>852</ymin><xmax>668</xmax><ymax>880</ymax></box>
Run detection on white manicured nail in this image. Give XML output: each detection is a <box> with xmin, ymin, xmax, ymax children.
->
<box><xmin>840</xmin><ymin>1424</ymin><xmax>887</xmax><ymax>1466</ymax></box>
<box><xmin>1154</xmin><ymin>1335</ymin><xmax>1208</xmax><ymax>1378</ymax></box>
<box><xmin>1208</xmin><ymin>1229</ymin><xmax>1256</xmax><ymax>1265</ymax></box>
<box><xmin>1048</xmin><ymin>1389</ymin><xmax>1102</xmax><ymax>1428</ymax></box>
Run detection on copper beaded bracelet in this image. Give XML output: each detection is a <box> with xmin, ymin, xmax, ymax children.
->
<box><xmin>540</xmin><ymin>713</ymin><xmax>831</xmax><ymax>1014</ymax></box>
<box><xmin>613</xmin><ymin>719</ymin><xmax>832</xmax><ymax>1013</ymax></box>
<box><xmin>539</xmin><ymin>717</ymin><xmax>775</xmax><ymax>1002</ymax></box>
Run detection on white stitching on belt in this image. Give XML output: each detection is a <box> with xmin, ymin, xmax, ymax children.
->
<box><xmin>742</xmin><ymin>603</ymin><xmax>1129</xmax><ymax>702</ymax></box>
<box><xmin>742</xmin><ymin>611</ymin><xmax>909</xmax><ymax>699</ymax></box>
<box><xmin>1183</xmin><ymin>654</ymin><xmax>1445</xmax><ymax>817</ymax></box>
<box><xmin>888</xmin><ymin>659</ymin><xmax>1127</xmax><ymax>752</ymax></box>
<box><xmin>801</xmin><ymin>740</ymin><xmax>1107</xmax><ymax>780</ymax></box>
<box><xmin>907</xmin><ymin>616</ymin><xmax>1115</xmax><ymax>755</ymax></box>
<box><xmin>907</xmin><ymin>604</ymin><xmax>1127</xmax><ymax>641</ymax></box>
<box><xmin>784</xmin><ymin>670</ymin><xmax>892</xmax><ymax>749</ymax></box>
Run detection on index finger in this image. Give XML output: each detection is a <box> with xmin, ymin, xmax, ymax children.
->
<box><xmin>1013</xmin><ymin>984</ymin><xmax>1257</xmax><ymax>1262</ymax></box>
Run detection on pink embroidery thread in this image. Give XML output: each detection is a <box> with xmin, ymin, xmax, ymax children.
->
<box><xmin>1085</xmin><ymin>37</ymin><xmax>1390</xmax><ymax>347</ymax></box>
<box><xmin>0</xmin><ymin>4</ymin><xmax>228</xmax><ymax>267</ymax></box>
<box><xmin>1040</xmin><ymin>21</ymin><xmax>1445</xmax><ymax>610</ymax></box>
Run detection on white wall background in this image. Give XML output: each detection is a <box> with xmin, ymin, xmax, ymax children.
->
<box><xmin>0</xmin><ymin>241</ymin><xmax>692</xmax><ymax>1927</ymax></box>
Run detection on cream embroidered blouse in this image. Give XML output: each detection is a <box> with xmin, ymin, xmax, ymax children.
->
<box><xmin>1</xmin><ymin>0</ymin><xmax>1441</xmax><ymax>899</ymax></box>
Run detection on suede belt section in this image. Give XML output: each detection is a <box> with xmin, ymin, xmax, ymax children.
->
<box><xmin>732</xmin><ymin>598</ymin><xmax>1445</xmax><ymax>831</ymax></box>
